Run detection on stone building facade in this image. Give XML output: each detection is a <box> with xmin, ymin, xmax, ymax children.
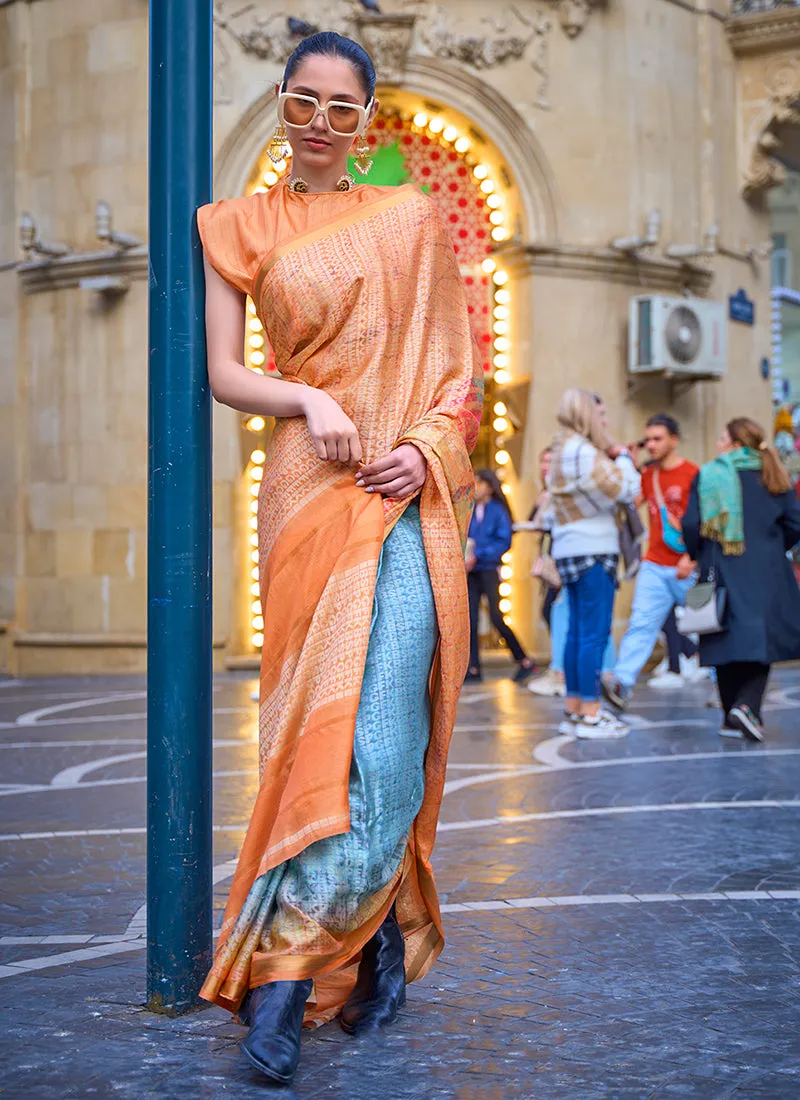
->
<box><xmin>1</xmin><ymin>0</ymin><xmax>798</xmax><ymax>674</ymax></box>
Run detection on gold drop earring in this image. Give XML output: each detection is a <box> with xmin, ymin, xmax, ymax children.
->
<box><xmin>354</xmin><ymin>132</ymin><xmax>373</xmax><ymax>176</ymax></box>
<box><xmin>268</xmin><ymin>122</ymin><xmax>289</xmax><ymax>165</ymax></box>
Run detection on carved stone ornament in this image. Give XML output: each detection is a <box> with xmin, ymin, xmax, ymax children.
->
<box><xmin>554</xmin><ymin>0</ymin><xmax>591</xmax><ymax>38</ymax></box>
<box><xmin>743</xmin><ymin>91</ymin><xmax>800</xmax><ymax>199</ymax></box>
<box><xmin>356</xmin><ymin>13</ymin><xmax>416</xmax><ymax>84</ymax></box>
<box><xmin>412</xmin><ymin>3</ymin><xmax>552</xmax><ymax>108</ymax></box>
<box><xmin>740</xmin><ymin>53</ymin><xmax>800</xmax><ymax>199</ymax></box>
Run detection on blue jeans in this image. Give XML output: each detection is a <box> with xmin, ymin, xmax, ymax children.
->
<box><xmin>614</xmin><ymin>560</ymin><xmax>694</xmax><ymax>689</ymax></box>
<box><xmin>550</xmin><ymin>587</ymin><xmax>616</xmax><ymax>675</ymax></box>
<box><xmin>564</xmin><ymin>564</ymin><xmax>617</xmax><ymax>703</ymax></box>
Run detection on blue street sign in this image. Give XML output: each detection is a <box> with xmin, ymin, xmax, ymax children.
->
<box><xmin>729</xmin><ymin>288</ymin><xmax>755</xmax><ymax>325</ymax></box>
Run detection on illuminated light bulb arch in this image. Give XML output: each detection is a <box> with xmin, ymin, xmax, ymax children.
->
<box><xmin>240</xmin><ymin>91</ymin><xmax>522</xmax><ymax>651</ymax></box>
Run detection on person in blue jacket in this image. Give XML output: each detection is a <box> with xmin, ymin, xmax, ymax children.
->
<box><xmin>465</xmin><ymin>469</ymin><xmax>535</xmax><ymax>683</ymax></box>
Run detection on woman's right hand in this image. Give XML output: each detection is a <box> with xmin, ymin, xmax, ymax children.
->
<box><xmin>302</xmin><ymin>389</ymin><xmax>363</xmax><ymax>465</ymax></box>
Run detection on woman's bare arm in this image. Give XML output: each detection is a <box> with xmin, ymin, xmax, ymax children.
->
<box><xmin>204</xmin><ymin>257</ymin><xmax>310</xmax><ymax>417</ymax></box>
<box><xmin>204</xmin><ymin>258</ymin><xmax>362</xmax><ymax>463</ymax></box>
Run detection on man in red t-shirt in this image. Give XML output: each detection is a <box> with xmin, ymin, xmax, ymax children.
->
<box><xmin>602</xmin><ymin>414</ymin><xmax>699</xmax><ymax>709</ymax></box>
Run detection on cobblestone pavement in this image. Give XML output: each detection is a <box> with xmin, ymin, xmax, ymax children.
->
<box><xmin>2</xmin><ymin>666</ymin><xmax>800</xmax><ymax>1098</ymax></box>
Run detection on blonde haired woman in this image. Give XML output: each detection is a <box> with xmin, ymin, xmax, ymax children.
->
<box><xmin>682</xmin><ymin>417</ymin><xmax>800</xmax><ymax>741</ymax></box>
<box><xmin>547</xmin><ymin>389</ymin><xmax>640</xmax><ymax>738</ymax></box>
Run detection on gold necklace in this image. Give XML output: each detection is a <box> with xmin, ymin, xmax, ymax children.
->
<box><xmin>287</xmin><ymin>174</ymin><xmax>356</xmax><ymax>194</ymax></box>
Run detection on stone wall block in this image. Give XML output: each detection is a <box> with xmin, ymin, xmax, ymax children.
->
<box><xmin>27</xmin><ymin>484</ymin><xmax>73</xmax><ymax>532</ymax></box>
<box><xmin>106</xmin><ymin>483</ymin><xmax>146</xmax><ymax>530</ymax></box>
<box><xmin>107</xmin><ymin>577</ymin><xmax>144</xmax><ymax>634</ymax></box>
<box><xmin>25</xmin><ymin>532</ymin><xmax>57</xmax><ymax>578</ymax></box>
<box><xmin>92</xmin><ymin>529</ymin><xmax>135</xmax><ymax>577</ymax></box>
<box><xmin>55</xmin><ymin>530</ymin><xmax>93</xmax><ymax>578</ymax></box>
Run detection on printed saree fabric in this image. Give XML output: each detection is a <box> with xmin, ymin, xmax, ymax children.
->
<box><xmin>196</xmin><ymin>182</ymin><xmax>483</xmax><ymax>1021</ymax></box>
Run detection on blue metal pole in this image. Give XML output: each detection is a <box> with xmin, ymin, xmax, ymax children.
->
<box><xmin>147</xmin><ymin>0</ymin><xmax>214</xmax><ymax>1013</ymax></box>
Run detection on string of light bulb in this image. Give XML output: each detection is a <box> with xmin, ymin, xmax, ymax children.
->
<box><xmin>248</xmin><ymin>449</ymin><xmax>266</xmax><ymax>649</ymax></box>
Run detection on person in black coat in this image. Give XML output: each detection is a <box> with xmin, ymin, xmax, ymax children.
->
<box><xmin>682</xmin><ymin>417</ymin><xmax>800</xmax><ymax>741</ymax></box>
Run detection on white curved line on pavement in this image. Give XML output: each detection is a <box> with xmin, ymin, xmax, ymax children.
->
<box><xmin>0</xmin><ymin>939</ymin><xmax>146</xmax><ymax>980</ymax></box>
<box><xmin>0</xmin><ymin>707</ymin><xmax>250</xmax><ymax>731</ymax></box>
<box><xmin>15</xmin><ymin>692</ymin><xmax>147</xmax><ymax>726</ymax></box>
<box><xmin>443</xmin><ymin>766</ymin><xmax>545</xmax><ymax>796</ymax></box>
<box><xmin>46</xmin><ymin>740</ymin><xmax>251</xmax><ymax>787</ymax></box>
<box><xmin>531</xmin><ymin>734</ymin><xmax>574</xmax><ymax>769</ymax></box>
<box><xmin>50</xmin><ymin>752</ymin><xmax>147</xmax><ymax>788</ymax></box>
<box><xmin>437</xmin><ymin>798</ymin><xmax>800</xmax><ymax>833</ymax></box>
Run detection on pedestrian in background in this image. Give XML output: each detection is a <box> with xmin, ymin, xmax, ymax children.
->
<box><xmin>523</xmin><ymin>446</ymin><xmax>616</xmax><ymax>698</ymax></box>
<box><xmin>466</xmin><ymin>469</ymin><xmax>536</xmax><ymax>683</ymax></box>
<box><xmin>682</xmin><ymin>417</ymin><xmax>800</xmax><ymax>741</ymax></box>
<box><xmin>603</xmin><ymin>414</ymin><xmax>699</xmax><ymax>710</ymax></box>
<box><xmin>549</xmin><ymin>389</ymin><xmax>640</xmax><ymax>738</ymax></box>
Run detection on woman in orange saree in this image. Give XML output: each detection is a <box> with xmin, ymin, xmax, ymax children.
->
<box><xmin>198</xmin><ymin>33</ymin><xmax>482</xmax><ymax>1083</ymax></box>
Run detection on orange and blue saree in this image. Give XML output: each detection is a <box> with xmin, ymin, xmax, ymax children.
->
<box><xmin>197</xmin><ymin>181</ymin><xmax>483</xmax><ymax>1025</ymax></box>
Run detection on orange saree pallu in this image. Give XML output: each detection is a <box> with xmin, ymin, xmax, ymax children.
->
<box><xmin>197</xmin><ymin>182</ymin><xmax>483</xmax><ymax>1024</ymax></box>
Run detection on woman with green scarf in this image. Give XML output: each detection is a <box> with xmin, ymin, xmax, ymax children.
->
<box><xmin>682</xmin><ymin>417</ymin><xmax>800</xmax><ymax>741</ymax></box>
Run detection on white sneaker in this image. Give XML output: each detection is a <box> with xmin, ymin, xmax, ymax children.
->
<box><xmin>650</xmin><ymin>657</ymin><xmax>668</xmax><ymax>678</ymax></box>
<box><xmin>529</xmin><ymin>670</ymin><xmax>566</xmax><ymax>698</ymax></box>
<box><xmin>575</xmin><ymin>711</ymin><xmax>629</xmax><ymax>740</ymax></box>
<box><xmin>558</xmin><ymin>713</ymin><xmax>580</xmax><ymax>735</ymax></box>
<box><xmin>648</xmin><ymin>670</ymin><xmax>684</xmax><ymax>690</ymax></box>
<box><xmin>680</xmin><ymin>654</ymin><xmax>712</xmax><ymax>682</ymax></box>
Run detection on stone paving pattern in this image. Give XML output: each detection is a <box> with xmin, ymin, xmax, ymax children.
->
<box><xmin>2</xmin><ymin>668</ymin><xmax>800</xmax><ymax>1098</ymax></box>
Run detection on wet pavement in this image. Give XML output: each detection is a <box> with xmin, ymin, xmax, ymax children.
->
<box><xmin>1</xmin><ymin>666</ymin><xmax>800</xmax><ymax>1098</ymax></box>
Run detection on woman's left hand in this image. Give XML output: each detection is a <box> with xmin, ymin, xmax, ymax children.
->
<box><xmin>356</xmin><ymin>444</ymin><xmax>427</xmax><ymax>499</ymax></box>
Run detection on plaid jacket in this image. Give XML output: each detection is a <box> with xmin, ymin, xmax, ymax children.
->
<box><xmin>546</xmin><ymin>430</ymin><xmax>640</xmax><ymax>527</ymax></box>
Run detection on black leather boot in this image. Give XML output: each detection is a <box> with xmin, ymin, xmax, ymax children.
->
<box><xmin>239</xmin><ymin>978</ymin><xmax>312</xmax><ymax>1083</ymax></box>
<box><xmin>340</xmin><ymin>907</ymin><xmax>406</xmax><ymax>1035</ymax></box>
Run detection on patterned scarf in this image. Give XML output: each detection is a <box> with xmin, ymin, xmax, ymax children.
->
<box><xmin>698</xmin><ymin>447</ymin><xmax>762</xmax><ymax>555</ymax></box>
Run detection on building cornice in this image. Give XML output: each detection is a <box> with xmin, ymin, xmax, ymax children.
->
<box><xmin>726</xmin><ymin>7</ymin><xmax>800</xmax><ymax>55</ymax></box>
<box><xmin>17</xmin><ymin>246</ymin><xmax>148</xmax><ymax>294</ymax></box>
<box><xmin>497</xmin><ymin>242</ymin><xmax>714</xmax><ymax>294</ymax></box>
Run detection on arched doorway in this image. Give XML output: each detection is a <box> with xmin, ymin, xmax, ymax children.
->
<box><xmin>234</xmin><ymin>90</ymin><xmax>530</xmax><ymax>656</ymax></box>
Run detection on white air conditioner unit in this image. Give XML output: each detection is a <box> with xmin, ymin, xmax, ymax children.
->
<box><xmin>629</xmin><ymin>295</ymin><xmax>727</xmax><ymax>377</ymax></box>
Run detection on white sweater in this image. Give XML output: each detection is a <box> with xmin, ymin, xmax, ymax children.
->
<box><xmin>552</xmin><ymin>511</ymin><xmax>624</xmax><ymax>560</ymax></box>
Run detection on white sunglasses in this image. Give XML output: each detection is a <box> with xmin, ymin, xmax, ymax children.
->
<box><xmin>277</xmin><ymin>90</ymin><xmax>373</xmax><ymax>137</ymax></box>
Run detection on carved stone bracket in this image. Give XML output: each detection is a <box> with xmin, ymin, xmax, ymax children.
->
<box><xmin>355</xmin><ymin>13</ymin><xmax>416</xmax><ymax>85</ymax></box>
<box><xmin>546</xmin><ymin>0</ymin><xmax>607</xmax><ymax>40</ymax></box>
<box><xmin>742</xmin><ymin>90</ymin><xmax>800</xmax><ymax>199</ymax></box>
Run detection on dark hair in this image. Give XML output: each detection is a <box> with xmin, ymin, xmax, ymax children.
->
<box><xmin>283</xmin><ymin>32</ymin><xmax>376</xmax><ymax>104</ymax></box>
<box><xmin>475</xmin><ymin>468</ymin><xmax>514</xmax><ymax>520</ymax></box>
<box><xmin>646</xmin><ymin>413</ymin><xmax>681</xmax><ymax>438</ymax></box>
